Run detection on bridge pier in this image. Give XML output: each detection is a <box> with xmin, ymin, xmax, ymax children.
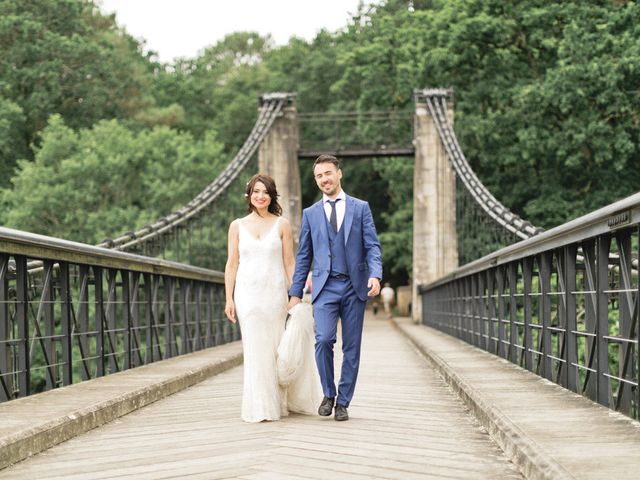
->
<box><xmin>258</xmin><ymin>93</ymin><xmax>302</xmax><ymax>242</ymax></box>
<box><xmin>412</xmin><ymin>89</ymin><xmax>458</xmax><ymax>323</ymax></box>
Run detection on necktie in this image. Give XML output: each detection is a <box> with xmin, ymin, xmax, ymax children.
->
<box><xmin>328</xmin><ymin>199</ymin><xmax>340</xmax><ymax>232</ymax></box>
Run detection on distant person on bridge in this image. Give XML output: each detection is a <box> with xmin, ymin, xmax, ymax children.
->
<box><xmin>288</xmin><ymin>154</ymin><xmax>383</xmax><ymax>421</ymax></box>
<box><xmin>380</xmin><ymin>283</ymin><xmax>395</xmax><ymax>317</ymax></box>
<box><xmin>224</xmin><ymin>174</ymin><xmax>320</xmax><ymax>422</ymax></box>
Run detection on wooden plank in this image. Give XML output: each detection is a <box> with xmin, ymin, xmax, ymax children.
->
<box><xmin>0</xmin><ymin>313</ymin><xmax>522</xmax><ymax>479</ymax></box>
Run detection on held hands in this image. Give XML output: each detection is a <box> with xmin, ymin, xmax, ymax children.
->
<box><xmin>367</xmin><ymin>277</ymin><xmax>381</xmax><ymax>297</ymax></box>
<box><xmin>224</xmin><ymin>300</ymin><xmax>236</xmax><ymax>323</ymax></box>
<box><xmin>287</xmin><ymin>296</ymin><xmax>301</xmax><ymax>311</ymax></box>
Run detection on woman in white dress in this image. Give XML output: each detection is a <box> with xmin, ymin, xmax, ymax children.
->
<box><xmin>224</xmin><ymin>174</ymin><xmax>296</xmax><ymax>422</ymax></box>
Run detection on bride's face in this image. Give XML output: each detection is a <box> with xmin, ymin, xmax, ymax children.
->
<box><xmin>250</xmin><ymin>181</ymin><xmax>271</xmax><ymax>211</ymax></box>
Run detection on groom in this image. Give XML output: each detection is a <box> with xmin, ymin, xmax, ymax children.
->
<box><xmin>288</xmin><ymin>154</ymin><xmax>382</xmax><ymax>421</ymax></box>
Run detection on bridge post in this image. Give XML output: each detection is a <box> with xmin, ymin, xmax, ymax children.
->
<box><xmin>258</xmin><ymin>93</ymin><xmax>302</xmax><ymax>242</ymax></box>
<box><xmin>413</xmin><ymin>89</ymin><xmax>458</xmax><ymax>323</ymax></box>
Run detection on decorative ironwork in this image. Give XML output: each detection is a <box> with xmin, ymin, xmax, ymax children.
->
<box><xmin>0</xmin><ymin>227</ymin><xmax>237</xmax><ymax>401</ymax></box>
<box><xmin>420</xmin><ymin>192</ymin><xmax>640</xmax><ymax>419</ymax></box>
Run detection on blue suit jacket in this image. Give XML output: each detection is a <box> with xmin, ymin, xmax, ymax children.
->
<box><xmin>289</xmin><ymin>194</ymin><xmax>383</xmax><ymax>302</ymax></box>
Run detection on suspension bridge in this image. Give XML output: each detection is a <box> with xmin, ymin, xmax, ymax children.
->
<box><xmin>0</xmin><ymin>89</ymin><xmax>639</xmax><ymax>479</ymax></box>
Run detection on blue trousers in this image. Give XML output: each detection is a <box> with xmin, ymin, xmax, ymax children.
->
<box><xmin>313</xmin><ymin>276</ymin><xmax>366</xmax><ymax>407</ymax></box>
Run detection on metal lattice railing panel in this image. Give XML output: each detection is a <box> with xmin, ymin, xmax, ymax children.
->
<box><xmin>0</xmin><ymin>228</ymin><xmax>237</xmax><ymax>402</ymax></box>
<box><xmin>420</xmin><ymin>193</ymin><xmax>640</xmax><ymax>419</ymax></box>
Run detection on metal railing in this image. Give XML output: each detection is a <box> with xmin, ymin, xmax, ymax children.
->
<box><xmin>0</xmin><ymin>227</ymin><xmax>238</xmax><ymax>401</ymax></box>
<box><xmin>419</xmin><ymin>192</ymin><xmax>640</xmax><ymax>418</ymax></box>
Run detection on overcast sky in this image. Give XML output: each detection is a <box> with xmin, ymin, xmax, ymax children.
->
<box><xmin>98</xmin><ymin>0</ymin><xmax>367</xmax><ymax>63</ymax></box>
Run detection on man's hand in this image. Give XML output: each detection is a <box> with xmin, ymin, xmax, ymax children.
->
<box><xmin>288</xmin><ymin>296</ymin><xmax>302</xmax><ymax>311</ymax></box>
<box><xmin>367</xmin><ymin>277</ymin><xmax>381</xmax><ymax>297</ymax></box>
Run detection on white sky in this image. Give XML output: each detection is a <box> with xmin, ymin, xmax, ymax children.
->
<box><xmin>98</xmin><ymin>0</ymin><xmax>367</xmax><ymax>63</ymax></box>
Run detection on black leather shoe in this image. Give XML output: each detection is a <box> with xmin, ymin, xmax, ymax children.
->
<box><xmin>318</xmin><ymin>396</ymin><xmax>335</xmax><ymax>416</ymax></box>
<box><xmin>334</xmin><ymin>404</ymin><xmax>349</xmax><ymax>421</ymax></box>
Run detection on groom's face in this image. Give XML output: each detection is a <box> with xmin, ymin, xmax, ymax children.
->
<box><xmin>314</xmin><ymin>162</ymin><xmax>342</xmax><ymax>197</ymax></box>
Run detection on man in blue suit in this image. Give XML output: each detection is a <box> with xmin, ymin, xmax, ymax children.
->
<box><xmin>288</xmin><ymin>154</ymin><xmax>382</xmax><ymax>421</ymax></box>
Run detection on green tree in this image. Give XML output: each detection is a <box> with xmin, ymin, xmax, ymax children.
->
<box><xmin>326</xmin><ymin>0</ymin><xmax>640</xmax><ymax>278</ymax></box>
<box><xmin>514</xmin><ymin>3</ymin><xmax>640</xmax><ymax>222</ymax></box>
<box><xmin>2</xmin><ymin>115</ymin><xmax>226</xmax><ymax>243</ymax></box>
<box><xmin>149</xmin><ymin>32</ymin><xmax>272</xmax><ymax>148</ymax></box>
<box><xmin>0</xmin><ymin>98</ymin><xmax>26</xmax><ymax>186</ymax></box>
<box><xmin>264</xmin><ymin>32</ymin><xmax>346</xmax><ymax>113</ymax></box>
<box><xmin>3</xmin><ymin>0</ymin><xmax>639</xmax><ymax>287</ymax></box>
<box><xmin>0</xmin><ymin>0</ymin><xmax>152</xmax><ymax>171</ymax></box>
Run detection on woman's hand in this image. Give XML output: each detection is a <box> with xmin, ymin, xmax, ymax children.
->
<box><xmin>287</xmin><ymin>296</ymin><xmax>301</xmax><ymax>311</ymax></box>
<box><xmin>225</xmin><ymin>300</ymin><xmax>236</xmax><ymax>323</ymax></box>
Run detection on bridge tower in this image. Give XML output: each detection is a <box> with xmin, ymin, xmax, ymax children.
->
<box><xmin>258</xmin><ymin>93</ymin><xmax>302</xmax><ymax>241</ymax></box>
<box><xmin>413</xmin><ymin>89</ymin><xmax>458</xmax><ymax>322</ymax></box>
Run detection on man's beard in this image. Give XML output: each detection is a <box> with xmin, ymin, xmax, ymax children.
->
<box><xmin>322</xmin><ymin>184</ymin><xmax>338</xmax><ymax>196</ymax></box>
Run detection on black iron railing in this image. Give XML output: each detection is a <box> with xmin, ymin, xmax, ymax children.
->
<box><xmin>0</xmin><ymin>227</ymin><xmax>238</xmax><ymax>401</ymax></box>
<box><xmin>420</xmin><ymin>192</ymin><xmax>640</xmax><ymax>419</ymax></box>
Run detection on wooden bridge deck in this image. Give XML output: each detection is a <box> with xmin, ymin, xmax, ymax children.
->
<box><xmin>0</xmin><ymin>314</ymin><xmax>522</xmax><ymax>479</ymax></box>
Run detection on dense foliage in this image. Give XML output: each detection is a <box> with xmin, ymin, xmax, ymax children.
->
<box><xmin>1</xmin><ymin>0</ymin><xmax>639</xmax><ymax>286</ymax></box>
<box><xmin>0</xmin><ymin>0</ymin><xmax>154</xmax><ymax>178</ymax></box>
<box><xmin>2</xmin><ymin>115</ymin><xmax>225</xmax><ymax>243</ymax></box>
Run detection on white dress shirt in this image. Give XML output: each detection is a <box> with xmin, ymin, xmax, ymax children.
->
<box><xmin>323</xmin><ymin>190</ymin><xmax>347</xmax><ymax>231</ymax></box>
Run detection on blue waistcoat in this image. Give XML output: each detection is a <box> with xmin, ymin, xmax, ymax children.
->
<box><xmin>327</xmin><ymin>215</ymin><xmax>348</xmax><ymax>276</ymax></box>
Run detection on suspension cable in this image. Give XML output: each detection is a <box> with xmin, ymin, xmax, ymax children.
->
<box><xmin>97</xmin><ymin>93</ymin><xmax>293</xmax><ymax>251</ymax></box>
<box><xmin>416</xmin><ymin>88</ymin><xmax>543</xmax><ymax>240</ymax></box>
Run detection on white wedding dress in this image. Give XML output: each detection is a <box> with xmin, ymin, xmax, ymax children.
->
<box><xmin>234</xmin><ymin>217</ymin><xmax>320</xmax><ymax>422</ymax></box>
<box><xmin>277</xmin><ymin>302</ymin><xmax>323</xmax><ymax>414</ymax></box>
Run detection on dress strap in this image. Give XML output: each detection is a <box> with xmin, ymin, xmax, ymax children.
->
<box><xmin>272</xmin><ymin>216</ymin><xmax>282</xmax><ymax>236</ymax></box>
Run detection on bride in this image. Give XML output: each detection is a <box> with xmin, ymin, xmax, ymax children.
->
<box><xmin>224</xmin><ymin>173</ymin><xmax>318</xmax><ymax>422</ymax></box>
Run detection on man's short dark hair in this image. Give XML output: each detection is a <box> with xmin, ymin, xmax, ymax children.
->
<box><xmin>312</xmin><ymin>154</ymin><xmax>340</xmax><ymax>171</ymax></box>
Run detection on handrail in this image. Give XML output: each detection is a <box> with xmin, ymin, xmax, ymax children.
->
<box><xmin>420</xmin><ymin>191</ymin><xmax>640</xmax><ymax>292</ymax></box>
<box><xmin>0</xmin><ymin>227</ymin><xmax>224</xmax><ymax>283</ymax></box>
<box><xmin>0</xmin><ymin>228</ymin><xmax>235</xmax><ymax>403</ymax></box>
<box><xmin>418</xmin><ymin>189</ymin><xmax>640</xmax><ymax>420</ymax></box>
